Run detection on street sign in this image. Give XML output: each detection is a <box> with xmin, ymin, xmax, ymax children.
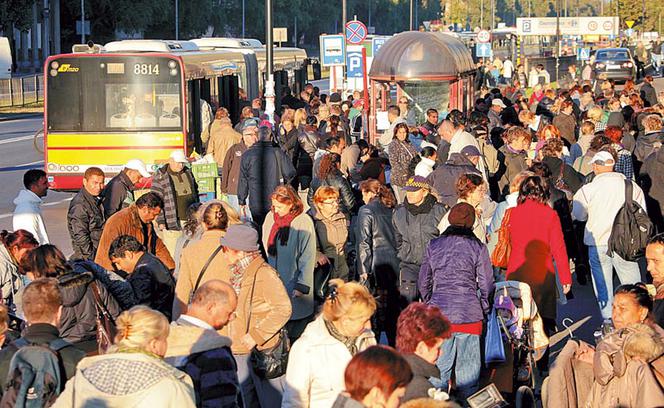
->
<box><xmin>273</xmin><ymin>27</ymin><xmax>288</xmax><ymax>44</ymax></box>
<box><xmin>319</xmin><ymin>35</ymin><xmax>345</xmax><ymax>66</ymax></box>
<box><xmin>476</xmin><ymin>43</ymin><xmax>492</xmax><ymax>58</ymax></box>
<box><xmin>372</xmin><ymin>37</ymin><xmax>389</xmax><ymax>58</ymax></box>
<box><xmin>577</xmin><ymin>47</ymin><xmax>591</xmax><ymax>60</ymax></box>
<box><xmin>477</xmin><ymin>30</ymin><xmax>491</xmax><ymax>43</ymax></box>
<box><xmin>346</xmin><ymin>46</ymin><xmax>364</xmax><ymax>78</ymax></box>
<box><xmin>626</xmin><ymin>20</ymin><xmax>635</xmax><ymax>28</ymax></box>
<box><xmin>423</xmin><ymin>21</ymin><xmax>431</xmax><ymax>31</ymax></box>
<box><xmin>345</xmin><ymin>20</ymin><xmax>368</xmax><ymax>45</ymax></box>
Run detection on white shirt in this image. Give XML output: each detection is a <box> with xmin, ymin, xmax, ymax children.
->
<box><xmin>414</xmin><ymin>157</ymin><xmax>436</xmax><ymax>178</ymax></box>
<box><xmin>12</xmin><ymin>189</ymin><xmax>49</xmax><ymax>244</ymax></box>
<box><xmin>503</xmin><ymin>59</ymin><xmax>514</xmax><ymax>78</ymax></box>
<box><xmin>572</xmin><ymin>172</ymin><xmax>646</xmax><ymax>247</ymax></box>
<box><xmin>178</xmin><ymin>314</ymin><xmax>214</xmax><ymax>331</ymax></box>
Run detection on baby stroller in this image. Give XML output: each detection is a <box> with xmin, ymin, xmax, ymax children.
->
<box><xmin>484</xmin><ymin>281</ymin><xmax>549</xmax><ymax>408</ymax></box>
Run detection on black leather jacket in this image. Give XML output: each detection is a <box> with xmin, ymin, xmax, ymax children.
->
<box><xmin>67</xmin><ymin>188</ymin><xmax>105</xmax><ymax>261</ymax></box>
<box><xmin>356</xmin><ymin>199</ymin><xmax>399</xmax><ymax>281</ymax></box>
<box><xmin>307</xmin><ymin>170</ymin><xmax>357</xmax><ymax>216</ymax></box>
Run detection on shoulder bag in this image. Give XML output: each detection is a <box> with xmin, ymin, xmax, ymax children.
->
<box><xmin>246</xmin><ymin>269</ymin><xmax>290</xmax><ymax>379</ymax></box>
<box><xmin>90</xmin><ymin>281</ymin><xmax>117</xmax><ymax>355</ymax></box>
<box><xmin>188</xmin><ymin>244</ymin><xmax>224</xmax><ymax>304</ymax></box>
<box><xmin>491</xmin><ymin>208</ymin><xmax>512</xmax><ymax>269</ymax></box>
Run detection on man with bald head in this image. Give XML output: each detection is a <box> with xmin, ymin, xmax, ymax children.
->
<box><xmin>434</xmin><ymin>119</ymin><xmax>455</xmax><ymax>165</ymax></box>
<box><xmin>165</xmin><ymin>280</ymin><xmax>240</xmax><ymax>407</ymax></box>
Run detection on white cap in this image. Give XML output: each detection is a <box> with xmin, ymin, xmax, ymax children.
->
<box><xmin>590</xmin><ymin>151</ymin><xmax>615</xmax><ymax>166</ymax></box>
<box><xmin>124</xmin><ymin>159</ymin><xmax>150</xmax><ymax>178</ymax></box>
<box><xmin>492</xmin><ymin>98</ymin><xmax>507</xmax><ymax>108</ymax></box>
<box><xmin>169</xmin><ymin>150</ymin><xmax>188</xmax><ymax>163</ymax></box>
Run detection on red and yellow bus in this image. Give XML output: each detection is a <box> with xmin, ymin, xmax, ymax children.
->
<box><xmin>43</xmin><ymin>39</ymin><xmax>306</xmax><ymax>190</ymax></box>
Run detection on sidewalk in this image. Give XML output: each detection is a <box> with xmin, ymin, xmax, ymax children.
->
<box><xmin>0</xmin><ymin>112</ymin><xmax>42</xmax><ymax>122</ymax></box>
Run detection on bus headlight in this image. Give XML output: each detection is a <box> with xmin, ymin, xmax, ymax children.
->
<box><xmin>170</xmin><ymin>69</ymin><xmax>178</xmax><ymax>76</ymax></box>
<box><xmin>50</xmin><ymin>69</ymin><xmax>58</xmax><ymax>77</ymax></box>
<box><xmin>168</xmin><ymin>60</ymin><xmax>177</xmax><ymax>69</ymax></box>
<box><xmin>50</xmin><ymin>61</ymin><xmax>59</xmax><ymax>69</ymax></box>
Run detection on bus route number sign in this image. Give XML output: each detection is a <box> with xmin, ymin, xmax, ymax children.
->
<box><xmin>134</xmin><ymin>63</ymin><xmax>160</xmax><ymax>75</ymax></box>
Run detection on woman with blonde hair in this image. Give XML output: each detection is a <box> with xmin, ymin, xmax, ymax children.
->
<box><xmin>282</xmin><ymin>279</ymin><xmax>377</xmax><ymax>407</ymax></box>
<box><xmin>310</xmin><ymin>186</ymin><xmax>350</xmax><ymax>282</ymax></box>
<box><xmin>262</xmin><ymin>185</ymin><xmax>317</xmax><ymax>342</ymax></box>
<box><xmin>293</xmin><ymin>108</ymin><xmax>308</xmax><ymax>131</ymax></box>
<box><xmin>173</xmin><ymin>201</ymin><xmax>232</xmax><ymax>320</ymax></box>
<box><xmin>54</xmin><ymin>306</ymin><xmax>196</xmax><ymax>407</ymax></box>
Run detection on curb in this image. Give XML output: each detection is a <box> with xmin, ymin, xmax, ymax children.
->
<box><xmin>0</xmin><ymin>113</ymin><xmax>42</xmax><ymax>122</ymax></box>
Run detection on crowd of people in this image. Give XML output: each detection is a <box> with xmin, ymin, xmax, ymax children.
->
<box><xmin>3</xmin><ymin>70</ymin><xmax>664</xmax><ymax>407</ymax></box>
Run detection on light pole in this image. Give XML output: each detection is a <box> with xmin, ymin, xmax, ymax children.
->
<box><xmin>242</xmin><ymin>0</ymin><xmax>245</xmax><ymax>38</ymax></box>
<box><xmin>481</xmin><ymin>0</ymin><xmax>484</xmax><ymax>29</ymax></box>
<box><xmin>555</xmin><ymin>0</ymin><xmax>560</xmax><ymax>81</ymax></box>
<box><xmin>342</xmin><ymin>0</ymin><xmax>347</xmax><ymax>32</ymax></box>
<box><xmin>265</xmin><ymin>0</ymin><xmax>275</xmax><ymax>122</ymax></box>
<box><xmin>410</xmin><ymin>0</ymin><xmax>414</xmax><ymax>30</ymax></box>
<box><xmin>175</xmin><ymin>0</ymin><xmax>179</xmax><ymax>40</ymax></box>
<box><xmin>80</xmin><ymin>0</ymin><xmax>84</xmax><ymax>43</ymax></box>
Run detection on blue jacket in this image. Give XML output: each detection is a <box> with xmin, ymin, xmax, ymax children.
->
<box><xmin>418</xmin><ymin>227</ymin><xmax>494</xmax><ymax>324</ymax></box>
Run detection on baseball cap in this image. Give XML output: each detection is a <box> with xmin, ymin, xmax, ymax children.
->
<box><xmin>492</xmin><ymin>98</ymin><xmax>507</xmax><ymax>108</ymax></box>
<box><xmin>460</xmin><ymin>145</ymin><xmax>481</xmax><ymax>157</ymax></box>
<box><xmin>590</xmin><ymin>151</ymin><xmax>615</xmax><ymax>166</ymax></box>
<box><xmin>169</xmin><ymin>150</ymin><xmax>188</xmax><ymax>164</ymax></box>
<box><xmin>124</xmin><ymin>159</ymin><xmax>150</xmax><ymax>178</ymax></box>
<box><xmin>403</xmin><ymin>176</ymin><xmax>431</xmax><ymax>192</ymax></box>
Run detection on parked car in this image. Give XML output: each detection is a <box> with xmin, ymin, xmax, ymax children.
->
<box><xmin>593</xmin><ymin>48</ymin><xmax>635</xmax><ymax>82</ymax></box>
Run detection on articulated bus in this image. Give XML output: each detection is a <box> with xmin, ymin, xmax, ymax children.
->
<box><xmin>44</xmin><ymin>39</ymin><xmax>306</xmax><ymax>190</ymax></box>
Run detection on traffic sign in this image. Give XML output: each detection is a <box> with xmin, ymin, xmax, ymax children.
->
<box><xmin>320</xmin><ymin>35</ymin><xmax>345</xmax><ymax>66</ymax></box>
<box><xmin>476</xmin><ymin>43</ymin><xmax>492</xmax><ymax>58</ymax></box>
<box><xmin>346</xmin><ymin>46</ymin><xmax>364</xmax><ymax>78</ymax></box>
<box><xmin>626</xmin><ymin>20</ymin><xmax>635</xmax><ymax>28</ymax></box>
<box><xmin>345</xmin><ymin>20</ymin><xmax>368</xmax><ymax>45</ymax></box>
<box><xmin>477</xmin><ymin>29</ymin><xmax>491</xmax><ymax>43</ymax></box>
<box><xmin>372</xmin><ymin>37</ymin><xmax>389</xmax><ymax>58</ymax></box>
<box><xmin>577</xmin><ymin>47</ymin><xmax>590</xmax><ymax>60</ymax></box>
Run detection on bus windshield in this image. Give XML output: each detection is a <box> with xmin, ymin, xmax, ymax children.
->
<box><xmin>47</xmin><ymin>56</ymin><xmax>183</xmax><ymax>132</ymax></box>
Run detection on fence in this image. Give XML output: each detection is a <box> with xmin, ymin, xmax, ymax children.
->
<box><xmin>0</xmin><ymin>75</ymin><xmax>44</xmax><ymax>108</ymax></box>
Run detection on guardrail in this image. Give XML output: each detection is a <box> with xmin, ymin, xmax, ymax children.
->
<box><xmin>0</xmin><ymin>75</ymin><xmax>44</xmax><ymax>108</ymax></box>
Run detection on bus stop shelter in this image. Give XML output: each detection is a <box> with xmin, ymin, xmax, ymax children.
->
<box><xmin>368</xmin><ymin>31</ymin><xmax>476</xmax><ymax>142</ymax></box>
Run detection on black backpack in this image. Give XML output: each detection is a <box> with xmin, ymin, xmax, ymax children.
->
<box><xmin>608</xmin><ymin>179</ymin><xmax>653</xmax><ymax>261</ymax></box>
<box><xmin>0</xmin><ymin>338</ymin><xmax>69</xmax><ymax>408</ymax></box>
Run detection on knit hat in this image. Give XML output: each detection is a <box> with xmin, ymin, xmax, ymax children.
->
<box><xmin>448</xmin><ymin>202</ymin><xmax>476</xmax><ymax>229</ymax></box>
<box><xmin>403</xmin><ymin>176</ymin><xmax>431</xmax><ymax>192</ymax></box>
<box><xmin>220</xmin><ymin>224</ymin><xmax>260</xmax><ymax>252</ymax></box>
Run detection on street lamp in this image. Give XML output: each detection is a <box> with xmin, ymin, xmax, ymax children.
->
<box><xmin>175</xmin><ymin>0</ymin><xmax>179</xmax><ymax>40</ymax></box>
<box><xmin>265</xmin><ymin>0</ymin><xmax>275</xmax><ymax>122</ymax></box>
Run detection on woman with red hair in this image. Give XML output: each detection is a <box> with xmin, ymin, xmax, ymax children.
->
<box><xmin>604</xmin><ymin>125</ymin><xmax>634</xmax><ymax>179</ymax></box>
<box><xmin>332</xmin><ymin>345</ymin><xmax>413</xmax><ymax>408</ymax></box>
<box><xmin>396</xmin><ymin>303</ymin><xmax>451</xmax><ymax>402</ymax></box>
<box><xmin>0</xmin><ymin>229</ymin><xmax>38</xmax><ymax>311</ymax></box>
<box><xmin>262</xmin><ymin>184</ymin><xmax>316</xmax><ymax>342</ymax></box>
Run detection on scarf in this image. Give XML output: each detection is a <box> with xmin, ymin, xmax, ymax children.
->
<box><xmin>324</xmin><ymin>318</ymin><xmax>361</xmax><ymax>356</ymax></box>
<box><xmin>229</xmin><ymin>251</ymin><xmax>263</xmax><ymax>294</ymax></box>
<box><xmin>405</xmin><ymin>193</ymin><xmax>437</xmax><ymax>216</ymax></box>
<box><xmin>267</xmin><ymin>212</ymin><xmax>298</xmax><ymax>256</ymax></box>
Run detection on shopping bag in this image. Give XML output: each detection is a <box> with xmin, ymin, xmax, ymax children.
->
<box><xmin>484</xmin><ymin>308</ymin><xmax>506</xmax><ymax>364</ymax></box>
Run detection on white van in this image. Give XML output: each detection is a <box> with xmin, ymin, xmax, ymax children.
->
<box><xmin>0</xmin><ymin>37</ymin><xmax>12</xmax><ymax>79</ymax></box>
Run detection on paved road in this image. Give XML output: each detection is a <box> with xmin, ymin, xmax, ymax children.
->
<box><xmin>0</xmin><ymin>116</ymin><xmax>74</xmax><ymax>255</ymax></box>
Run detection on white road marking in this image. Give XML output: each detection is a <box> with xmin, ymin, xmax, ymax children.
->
<box><xmin>0</xmin><ymin>133</ymin><xmax>42</xmax><ymax>145</ymax></box>
<box><xmin>0</xmin><ymin>197</ymin><xmax>73</xmax><ymax>220</ymax></box>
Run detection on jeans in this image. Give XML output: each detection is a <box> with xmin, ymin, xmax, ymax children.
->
<box><xmin>234</xmin><ymin>353</ymin><xmax>284</xmax><ymax>408</ymax></box>
<box><xmin>588</xmin><ymin>245</ymin><xmax>641</xmax><ymax>319</ymax></box>
<box><xmin>435</xmin><ymin>332</ymin><xmax>481</xmax><ymax>400</ymax></box>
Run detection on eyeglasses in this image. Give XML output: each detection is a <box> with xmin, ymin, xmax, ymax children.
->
<box><xmin>320</xmin><ymin>200</ymin><xmax>339</xmax><ymax>206</ymax></box>
<box><xmin>399</xmin><ymin>100</ymin><xmax>409</xmax><ymax>104</ymax></box>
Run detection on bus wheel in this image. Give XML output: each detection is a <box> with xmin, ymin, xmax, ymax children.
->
<box><xmin>33</xmin><ymin>129</ymin><xmax>44</xmax><ymax>153</ymax></box>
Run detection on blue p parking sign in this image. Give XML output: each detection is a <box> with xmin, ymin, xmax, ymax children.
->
<box><xmin>346</xmin><ymin>48</ymin><xmax>364</xmax><ymax>78</ymax></box>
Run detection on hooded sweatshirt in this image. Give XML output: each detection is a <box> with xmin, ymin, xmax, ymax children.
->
<box><xmin>12</xmin><ymin>189</ymin><xmax>49</xmax><ymax>244</ymax></box>
<box><xmin>165</xmin><ymin>317</ymin><xmax>240</xmax><ymax>408</ymax></box>
<box><xmin>52</xmin><ymin>352</ymin><xmax>196</xmax><ymax>408</ymax></box>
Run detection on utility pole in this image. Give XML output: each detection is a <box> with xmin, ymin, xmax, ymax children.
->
<box><xmin>175</xmin><ymin>0</ymin><xmax>179</xmax><ymax>40</ymax></box>
<box><xmin>491</xmin><ymin>0</ymin><xmax>495</xmax><ymax>30</ymax></box>
<box><xmin>556</xmin><ymin>0</ymin><xmax>560</xmax><ymax>81</ymax></box>
<box><xmin>481</xmin><ymin>0</ymin><xmax>484</xmax><ymax>29</ymax></box>
<box><xmin>80</xmin><ymin>0</ymin><xmax>84</xmax><ymax>43</ymax></box>
<box><xmin>265</xmin><ymin>0</ymin><xmax>275</xmax><ymax>122</ymax></box>
<box><xmin>410</xmin><ymin>0</ymin><xmax>414</xmax><ymax>30</ymax></box>
<box><xmin>642</xmin><ymin>0</ymin><xmax>646</xmax><ymax>33</ymax></box>
<box><xmin>342</xmin><ymin>0</ymin><xmax>347</xmax><ymax>33</ymax></box>
<box><xmin>242</xmin><ymin>0</ymin><xmax>245</xmax><ymax>38</ymax></box>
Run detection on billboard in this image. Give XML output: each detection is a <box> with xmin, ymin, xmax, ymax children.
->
<box><xmin>516</xmin><ymin>17</ymin><xmax>619</xmax><ymax>36</ymax></box>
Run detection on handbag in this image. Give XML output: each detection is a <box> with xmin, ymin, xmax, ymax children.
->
<box><xmin>90</xmin><ymin>281</ymin><xmax>117</xmax><ymax>355</ymax></box>
<box><xmin>484</xmin><ymin>308</ymin><xmax>506</xmax><ymax>364</ymax></box>
<box><xmin>188</xmin><ymin>245</ymin><xmax>223</xmax><ymax>304</ymax></box>
<box><xmin>491</xmin><ymin>208</ymin><xmax>512</xmax><ymax>269</ymax></box>
<box><xmin>246</xmin><ymin>269</ymin><xmax>290</xmax><ymax>379</ymax></box>
<box><xmin>313</xmin><ymin>260</ymin><xmax>333</xmax><ymax>302</ymax></box>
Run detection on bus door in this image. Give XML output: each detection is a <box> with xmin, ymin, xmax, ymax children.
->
<box><xmin>218</xmin><ymin>75</ymin><xmax>240</xmax><ymax>125</ymax></box>
<box><xmin>187</xmin><ymin>79</ymin><xmax>203</xmax><ymax>154</ymax></box>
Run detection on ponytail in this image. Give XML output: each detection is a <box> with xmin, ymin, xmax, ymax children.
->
<box><xmin>360</xmin><ymin>179</ymin><xmax>396</xmax><ymax>209</ymax></box>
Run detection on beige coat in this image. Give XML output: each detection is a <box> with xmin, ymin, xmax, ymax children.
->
<box><xmin>173</xmin><ymin>229</ymin><xmax>230</xmax><ymax>319</ymax></box>
<box><xmin>222</xmin><ymin>257</ymin><xmax>292</xmax><ymax>355</ymax></box>
<box><xmin>53</xmin><ymin>352</ymin><xmax>196</xmax><ymax>408</ymax></box>
<box><xmin>207</xmin><ymin>122</ymin><xmax>242</xmax><ymax>168</ymax></box>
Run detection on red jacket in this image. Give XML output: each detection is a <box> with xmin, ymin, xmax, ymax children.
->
<box><xmin>506</xmin><ymin>199</ymin><xmax>571</xmax><ymax>319</ymax></box>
